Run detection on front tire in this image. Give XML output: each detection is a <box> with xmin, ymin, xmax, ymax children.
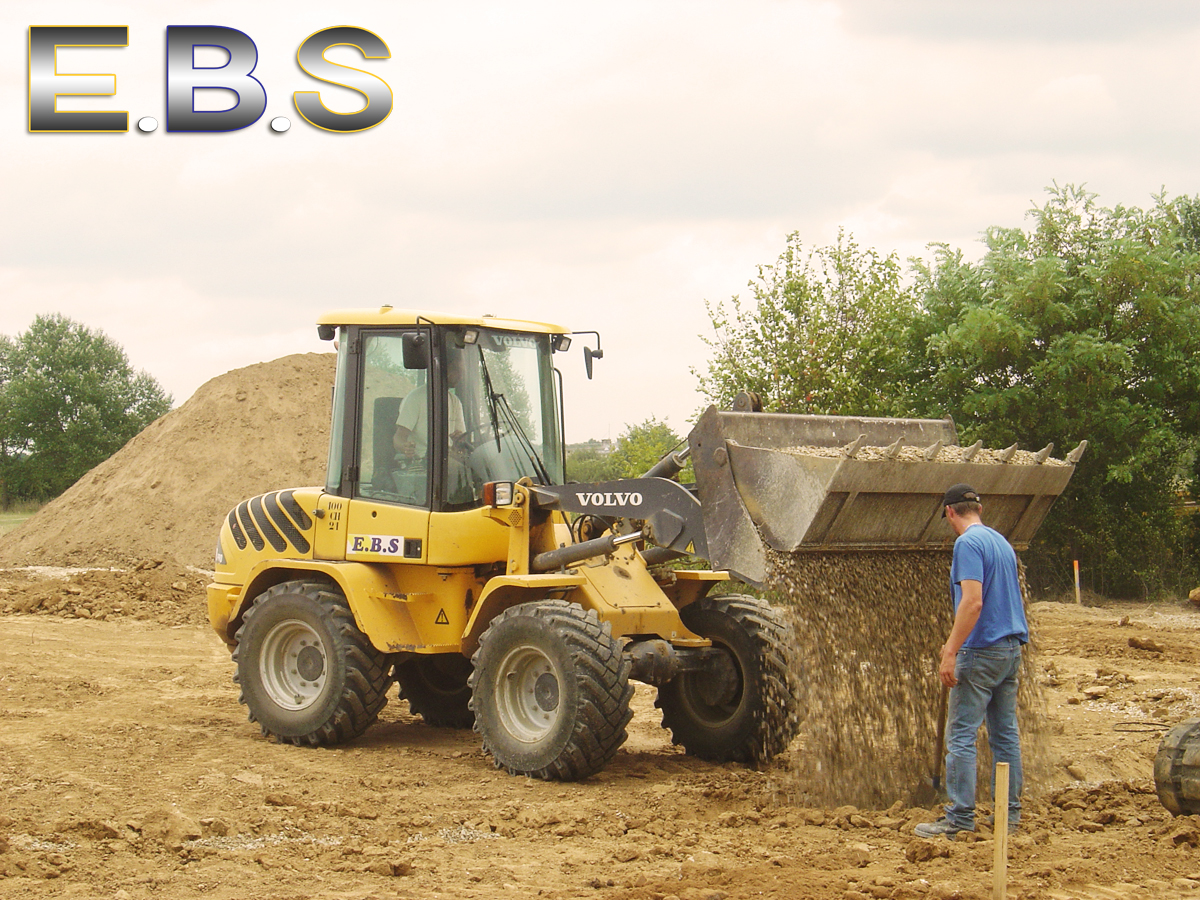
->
<box><xmin>233</xmin><ymin>580</ymin><xmax>393</xmax><ymax>746</ymax></box>
<box><xmin>655</xmin><ymin>594</ymin><xmax>799</xmax><ymax>764</ymax></box>
<box><xmin>395</xmin><ymin>654</ymin><xmax>475</xmax><ymax>728</ymax></box>
<box><xmin>469</xmin><ymin>600</ymin><xmax>633</xmax><ymax>780</ymax></box>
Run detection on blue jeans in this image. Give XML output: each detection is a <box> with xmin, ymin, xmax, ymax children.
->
<box><xmin>943</xmin><ymin>637</ymin><xmax>1023</xmax><ymax>829</ymax></box>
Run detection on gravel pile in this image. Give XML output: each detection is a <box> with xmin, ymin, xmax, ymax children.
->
<box><xmin>785</xmin><ymin>444</ymin><xmax>1068</xmax><ymax>466</ymax></box>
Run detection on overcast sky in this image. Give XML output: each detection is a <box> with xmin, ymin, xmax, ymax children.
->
<box><xmin>5</xmin><ymin>1</ymin><xmax>1200</xmax><ymax>443</ymax></box>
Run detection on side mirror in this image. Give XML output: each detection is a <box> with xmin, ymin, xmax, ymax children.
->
<box><xmin>317</xmin><ymin>324</ymin><xmax>336</xmax><ymax>342</ymax></box>
<box><xmin>584</xmin><ymin>346</ymin><xmax>603</xmax><ymax>380</ymax></box>
<box><xmin>402</xmin><ymin>332</ymin><xmax>429</xmax><ymax>370</ymax></box>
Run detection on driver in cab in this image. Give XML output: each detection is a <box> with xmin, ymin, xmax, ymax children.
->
<box><xmin>393</xmin><ymin>350</ymin><xmax>468</xmax><ymax>466</ymax></box>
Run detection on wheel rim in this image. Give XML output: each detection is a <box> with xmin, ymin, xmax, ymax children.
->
<box><xmin>414</xmin><ymin>656</ymin><xmax>472</xmax><ymax>698</ymax></box>
<box><xmin>494</xmin><ymin>645</ymin><xmax>561</xmax><ymax>743</ymax></box>
<box><xmin>680</xmin><ymin>645</ymin><xmax>743</xmax><ymax>725</ymax></box>
<box><xmin>258</xmin><ymin>618</ymin><xmax>328</xmax><ymax>710</ymax></box>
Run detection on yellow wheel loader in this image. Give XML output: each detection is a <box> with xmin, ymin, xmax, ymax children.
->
<box><xmin>207</xmin><ymin>308</ymin><xmax>1083</xmax><ymax>780</ymax></box>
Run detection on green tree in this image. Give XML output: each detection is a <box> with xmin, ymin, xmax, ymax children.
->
<box><xmin>915</xmin><ymin>186</ymin><xmax>1200</xmax><ymax>597</ymax></box>
<box><xmin>565</xmin><ymin>446</ymin><xmax>615</xmax><ymax>483</ymax></box>
<box><xmin>698</xmin><ymin>187</ymin><xmax>1200</xmax><ymax>598</ymax></box>
<box><xmin>606</xmin><ymin>418</ymin><xmax>687</xmax><ymax>480</ymax></box>
<box><xmin>698</xmin><ymin>231</ymin><xmax>922</xmax><ymax>416</ymax></box>
<box><xmin>0</xmin><ymin>314</ymin><xmax>172</xmax><ymax>502</ymax></box>
<box><xmin>565</xmin><ymin>420</ymin><xmax>689</xmax><ymax>483</ymax></box>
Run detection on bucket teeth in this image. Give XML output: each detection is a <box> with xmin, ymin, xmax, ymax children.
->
<box><xmin>689</xmin><ymin>405</ymin><xmax>1081</xmax><ymax>578</ymax></box>
<box><xmin>1067</xmin><ymin>440</ymin><xmax>1089</xmax><ymax>464</ymax></box>
<box><xmin>1034</xmin><ymin>443</ymin><xmax>1055</xmax><ymax>464</ymax></box>
<box><xmin>842</xmin><ymin>434</ymin><xmax>868</xmax><ymax>458</ymax></box>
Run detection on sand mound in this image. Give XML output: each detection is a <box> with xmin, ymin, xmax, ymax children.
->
<box><xmin>0</xmin><ymin>353</ymin><xmax>335</xmax><ymax>570</ymax></box>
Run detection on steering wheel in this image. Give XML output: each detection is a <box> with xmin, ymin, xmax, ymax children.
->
<box><xmin>452</xmin><ymin>421</ymin><xmax>503</xmax><ymax>454</ymax></box>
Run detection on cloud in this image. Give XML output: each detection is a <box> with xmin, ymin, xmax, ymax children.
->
<box><xmin>839</xmin><ymin>1</ymin><xmax>1200</xmax><ymax>43</ymax></box>
<box><xmin>5</xmin><ymin>0</ymin><xmax>1200</xmax><ymax>441</ymax></box>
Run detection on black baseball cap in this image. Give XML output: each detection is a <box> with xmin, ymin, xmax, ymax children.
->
<box><xmin>941</xmin><ymin>483</ymin><xmax>980</xmax><ymax>516</ymax></box>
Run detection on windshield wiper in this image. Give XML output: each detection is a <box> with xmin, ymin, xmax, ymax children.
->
<box><xmin>494</xmin><ymin>391</ymin><xmax>552</xmax><ymax>485</ymax></box>
<box><xmin>475</xmin><ymin>346</ymin><xmax>552</xmax><ymax>485</ymax></box>
<box><xmin>474</xmin><ymin>346</ymin><xmax>503</xmax><ymax>453</ymax></box>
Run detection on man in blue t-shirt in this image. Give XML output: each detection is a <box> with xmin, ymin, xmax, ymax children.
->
<box><xmin>915</xmin><ymin>483</ymin><xmax>1026</xmax><ymax>839</ymax></box>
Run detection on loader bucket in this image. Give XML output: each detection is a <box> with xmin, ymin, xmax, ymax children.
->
<box><xmin>687</xmin><ymin>406</ymin><xmax>1080</xmax><ymax>586</ymax></box>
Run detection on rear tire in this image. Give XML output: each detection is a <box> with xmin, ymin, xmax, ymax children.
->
<box><xmin>656</xmin><ymin>594</ymin><xmax>799</xmax><ymax>764</ymax></box>
<box><xmin>395</xmin><ymin>655</ymin><xmax>475</xmax><ymax>728</ymax></box>
<box><xmin>469</xmin><ymin>600</ymin><xmax>633</xmax><ymax>780</ymax></box>
<box><xmin>1156</xmin><ymin>717</ymin><xmax>1200</xmax><ymax>815</ymax></box>
<box><xmin>233</xmin><ymin>580</ymin><xmax>393</xmax><ymax>746</ymax></box>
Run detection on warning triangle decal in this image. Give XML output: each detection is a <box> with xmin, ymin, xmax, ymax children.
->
<box><xmin>435</xmin><ymin>608</ymin><xmax>450</xmax><ymax>625</ymax></box>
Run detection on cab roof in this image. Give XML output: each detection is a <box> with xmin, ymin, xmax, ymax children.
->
<box><xmin>317</xmin><ymin>307</ymin><xmax>569</xmax><ymax>335</ymax></box>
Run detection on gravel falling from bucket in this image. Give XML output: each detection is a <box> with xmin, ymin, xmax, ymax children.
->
<box><xmin>764</xmin><ymin>549</ymin><xmax>1049</xmax><ymax>810</ymax></box>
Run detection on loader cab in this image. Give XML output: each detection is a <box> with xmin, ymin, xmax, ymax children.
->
<box><xmin>323</xmin><ymin>314</ymin><xmax>567</xmax><ymax>512</ymax></box>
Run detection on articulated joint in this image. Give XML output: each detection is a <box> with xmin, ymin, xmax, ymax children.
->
<box><xmin>626</xmin><ymin>640</ymin><xmax>724</xmax><ymax>686</ymax></box>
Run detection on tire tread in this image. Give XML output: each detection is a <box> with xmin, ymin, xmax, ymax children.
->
<box><xmin>395</xmin><ymin>655</ymin><xmax>475</xmax><ymax>728</ymax></box>
<box><xmin>656</xmin><ymin>593</ymin><xmax>800</xmax><ymax>764</ymax></box>
<box><xmin>232</xmin><ymin>580</ymin><xmax>392</xmax><ymax>746</ymax></box>
<box><xmin>469</xmin><ymin>600</ymin><xmax>633</xmax><ymax>781</ymax></box>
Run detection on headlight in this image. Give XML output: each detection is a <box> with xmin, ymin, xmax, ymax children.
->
<box><xmin>483</xmin><ymin>481</ymin><xmax>514</xmax><ymax>506</ymax></box>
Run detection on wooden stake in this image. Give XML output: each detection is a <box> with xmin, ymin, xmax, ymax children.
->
<box><xmin>993</xmin><ymin>762</ymin><xmax>1010</xmax><ymax>900</ymax></box>
<box><xmin>1074</xmin><ymin>560</ymin><xmax>1081</xmax><ymax>605</ymax></box>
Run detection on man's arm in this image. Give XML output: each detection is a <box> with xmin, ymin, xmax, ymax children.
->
<box><xmin>394</xmin><ymin>424</ymin><xmax>417</xmax><ymax>459</ymax></box>
<box><xmin>394</xmin><ymin>391</ymin><xmax>425</xmax><ymax>459</ymax></box>
<box><xmin>939</xmin><ymin>579</ymin><xmax>982</xmax><ymax>687</ymax></box>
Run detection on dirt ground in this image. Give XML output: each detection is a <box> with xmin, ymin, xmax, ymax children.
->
<box><xmin>0</xmin><ymin>353</ymin><xmax>1197</xmax><ymax>898</ymax></box>
<box><xmin>1</xmin><ymin>568</ymin><xmax>1198</xmax><ymax>900</ymax></box>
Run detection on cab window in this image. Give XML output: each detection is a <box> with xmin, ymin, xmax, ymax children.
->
<box><xmin>358</xmin><ymin>332</ymin><xmax>430</xmax><ymax>506</ymax></box>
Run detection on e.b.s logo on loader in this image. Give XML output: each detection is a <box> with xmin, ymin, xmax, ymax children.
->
<box><xmin>27</xmin><ymin>25</ymin><xmax>390</xmax><ymax>134</ymax></box>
